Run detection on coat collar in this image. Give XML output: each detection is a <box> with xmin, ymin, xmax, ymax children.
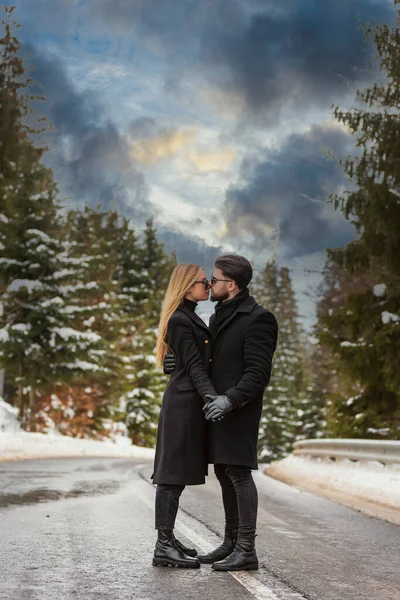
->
<box><xmin>235</xmin><ymin>295</ymin><xmax>257</xmax><ymax>313</ymax></box>
<box><xmin>212</xmin><ymin>295</ymin><xmax>257</xmax><ymax>337</ymax></box>
<box><xmin>178</xmin><ymin>304</ymin><xmax>211</xmax><ymax>334</ymax></box>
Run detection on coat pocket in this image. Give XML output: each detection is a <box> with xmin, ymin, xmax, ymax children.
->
<box><xmin>178</xmin><ymin>381</ymin><xmax>197</xmax><ymax>392</ymax></box>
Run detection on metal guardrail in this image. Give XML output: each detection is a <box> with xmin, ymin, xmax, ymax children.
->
<box><xmin>293</xmin><ymin>438</ymin><xmax>400</xmax><ymax>465</ymax></box>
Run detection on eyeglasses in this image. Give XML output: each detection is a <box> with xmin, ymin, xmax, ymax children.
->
<box><xmin>210</xmin><ymin>276</ymin><xmax>234</xmax><ymax>285</ymax></box>
<box><xmin>194</xmin><ymin>279</ymin><xmax>210</xmax><ymax>290</ymax></box>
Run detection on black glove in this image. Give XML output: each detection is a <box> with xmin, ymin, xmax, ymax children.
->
<box><xmin>163</xmin><ymin>352</ymin><xmax>176</xmax><ymax>374</ymax></box>
<box><xmin>203</xmin><ymin>395</ymin><xmax>234</xmax><ymax>421</ymax></box>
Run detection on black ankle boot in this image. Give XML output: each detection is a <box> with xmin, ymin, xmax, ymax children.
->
<box><xmin>153</xmin><ymin>529</ymin><xmax>200</xmax><ymax>568</ymax></box>
<box><xmin>198</xmin><ymin>528</ymin><xmax>238</xmax><ymax>564</ymax></box>
<box><xmin>212</xmin><ymin>532</ymin><xmax>258</xmax><ymax>571</ymax></box>
<box><xmin>173</xmin><ymin>534</ymin><xmax>198</xmax><ymax>557</ymax></box>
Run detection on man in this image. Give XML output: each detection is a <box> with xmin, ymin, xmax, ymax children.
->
<box><xmin>163</xmin><ymin>254</ymin><xmax>278</xmax><ymax>571</ymax></box>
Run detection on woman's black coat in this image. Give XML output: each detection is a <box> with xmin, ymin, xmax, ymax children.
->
<box><xmin>152</xmin><ymin>303</ymin><xmax>217</xmax><ymax>486</ymax></box>
<box><xmin>208</xmin><ymin>296</ymin><xmax>278</xmax><ymax>470</ymax></box>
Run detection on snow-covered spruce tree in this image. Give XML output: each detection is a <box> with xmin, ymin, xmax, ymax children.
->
<box><xmin>119</xmin><ymin>219</ymin><xmax>176</xmax><ymax>447</ymax></box>
<box><xmin>320</xmin><ymin>3</ymin><xmax>400</xmax><ymax>438</ymax></box>
<box><xmin>119</xmin><ymin>324</ymin><xmax>165</xmax><ymax>447</ymax></box>
<box><xmin>38</xmin><ymin>206</ymin><xmax>131</xmax><ymax>439</ymax></box>
<box><xmin>253</xmin><ymin>262</ymin><xmax>304</xmax><ymax>461</ymax></box>
<box><xmin>253</xmin><ymin>261</ymin><xmax>282</xmax><ymax>459</ymax></box>
<box><xmin>295</xmin><ymin>335</ymin><xmax>326</xmax><ymax>441</ymax></box>
<box><xmin>0</xmin><ymin>8</ymin><xmax>104</xmax><ymax>430</ymax></box>
<box><xmin>42</xmin><ymin>212</ymin><xmax>176</xmax><ymax>444</ymax></box>
<box><xmin>316</xmin><ymin>259</ymin><xmax>381</xmax><ymax>438</ymax></box>
<box><xmin>280</xmin><ymin>267</ymin><xmax>326</xmax><ymax>443</ymax></box>
<box><xmin>140</xmin><ymin>218</ymin><xmax>177</xmax><ymax>326</ymax></box>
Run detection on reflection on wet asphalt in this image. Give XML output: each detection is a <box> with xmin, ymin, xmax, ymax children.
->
<box><xmin>0</xmin><ymin>458</ymin><xmax>399</xmax><ymax>600</ymax></box>
<box><xmin>0</xmin><ymin>480</ymin><xmax>120</xmax><ymax>508</ymax></box>
<box><xmin>1</xmin><ymin>458</ymin><xmax>254</xmax><ymax>600</ymax></box>
<box><xmin>0</xmin><ymin>457</ymin><xmax>134</xmax><ymax>509</ymax></box>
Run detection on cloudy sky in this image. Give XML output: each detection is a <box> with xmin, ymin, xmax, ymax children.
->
<box><xmin>13</xmin><ymin>0</ymin><xmax>396</xmax><ymax>328</ymax></box>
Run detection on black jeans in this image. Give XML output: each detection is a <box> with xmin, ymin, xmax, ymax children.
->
<box><xmin>155</xmin><ymin>484</ymin><xmax>185</xmax><ymax>530</ymax></box>
<box><xmin>214</xmin><ymin>464</ymin><xmax>258</xmax><ymax>535</ymax></box>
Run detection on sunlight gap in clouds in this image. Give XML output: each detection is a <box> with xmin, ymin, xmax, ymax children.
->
<box><xmin>130</xmin><ymin>128</ymin><xmax>196</xmax><ymax>166</ymax></box>
<box><xmin>149</xmin><ymin>185</ymin><xmax>225</xmax><ymax>251</ymax></box>
<box><xmin>184</xmin><ymin>148</ymin><xmax>237</xmax><ymax>174</ymax></box>
<box><xmin>15</xmin><ymin>0</ymin><xmax>396</xmax><ymax>330</ymax></box>
<box><xmin>150</xmin><ymin>186</ymin><xmax>198</xmax><ymax>224</ymax></box>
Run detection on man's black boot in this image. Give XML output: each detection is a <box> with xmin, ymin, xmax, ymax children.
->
<box><xmin>212</xmin><ymin>532</ymin><xmax>258</xmax><ymax>571</ymax></box>
<box><xmin>198</xmin><ymin>528</ymin><xmax>237</xmax><ymax>564</ymax></box>
<box><xmin>173</xmin><ymin>534</ymin><xmax>197</xmax><ymax>557</ymax></box>
<box><xmin>153</xmin><ymin>529</ymin><xmax>200</xmax><ymax>568</ymax></box>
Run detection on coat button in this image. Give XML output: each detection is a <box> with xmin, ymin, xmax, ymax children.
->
<box><xmin>204</xmin><ymin>339</ymin><xmax>209</xmax><ymax>344</ymax></box>
<box><xmin>209</xmin><ymin>358</ymin><xmax>212</xmax><ymax>362</ymax></box>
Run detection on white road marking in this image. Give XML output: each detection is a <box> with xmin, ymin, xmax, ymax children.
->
<box><xmin>176</xmin><ymin>520</ymin><xmax>299</xmax><ymax>600</ymax></box>
<box><xmin>133</xmin><ymin>474</ymin><xmax>306</xmax><ymax>600</ymax></box>
<box><xmin>231</xmin><ymin>572</ymin><xmax>291</xmax><ymax>600</ymax></box>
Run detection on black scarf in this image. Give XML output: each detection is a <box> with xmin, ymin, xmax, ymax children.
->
<box><xmin>213</xmin><ymin>287</ymin><xmax>250</xmax><ymax>332</ymax></box>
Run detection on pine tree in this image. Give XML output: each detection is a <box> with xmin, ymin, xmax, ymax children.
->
<box><xmin>253</xmin><ymin>262</ymin><xmax>304</xmax><ymax>461</ymax></box>
<box><xmin>120</xmin><ymin>219</ymin><xmax>176</xmax><ymax>446</ymax></box>
<box><xmin>140</xmin><ymin>218</ymin><xmax>177</xmax><ymax>325</ymax></box>
<box><xmin>296</xmin><ymin>337</ymin><xmax>326</xmax><ymax>440</ymax></box>
<box><xmin>0</xmin><ymin>8</ymin><xmax>104</xmax><ymax>429</ymax></box>
<box><xmin>0</xmin><ymin>8</ymin><xmax>177</xmax><ymax>444</ymax></box>
<box><xmin>316</xmin><ymin>259</ymin><xmax>380</xmax><ymax>437</ymax></box>
<box><xmin>34</xmin><ymin>211</ymin><xmax>176</xmax><ymax>444</ymax></box>
<box><xmin>37</xmin><ymin>206</ymin><xmax>128</xmax><ymax>439</ymax></box>
<box><xmin>321</xmin><ymin>3</ymin><xmax>400</xmax><ymax>438</ymax></box>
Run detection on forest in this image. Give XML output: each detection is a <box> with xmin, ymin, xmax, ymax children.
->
<box><xmin>1</xmin><ymin>4</ymin><xmax>399</xmax><ymax>459</ymax></box>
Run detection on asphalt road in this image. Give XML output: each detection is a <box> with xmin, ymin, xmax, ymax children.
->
<box><xmin>0</xmin><ymin>458</ymin><xmax>399</xmax><ymax>600</ymax></box>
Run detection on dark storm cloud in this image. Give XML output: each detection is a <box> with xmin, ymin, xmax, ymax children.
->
<box><xmin>24</xmin><ymin>44</ymin><xmax>149</xmax><ymax>218</ymax></box>
<box><xmin>157</xmin><ymin>227</ymin><xmax>224</xmax><ymax>273</ymax></box>
<box><xmin>89</xmin><ymin>0</ymin><xmax>244</xmax><ymax>55</ymax></box>
<box><xmin>200</xmin><ymin>0</ymin><xmax>394</xmax><ymax>118</ymax></box>
<box><xmin>19</xmin><ymin>45</ymin><xmax>221</xmax><ymax>265</ymax></box>
<box><xmin>90</xmin><ymin>0</ymin><xmax>395</xmax><ymax>119</ymax></box>
<box><xmin>223</xmin><ymin>124</ymin><xmax>355</xmax><ymax>257</ymax></box>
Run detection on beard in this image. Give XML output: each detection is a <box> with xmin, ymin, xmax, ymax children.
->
<box><xmin>211</xmin><ymin>289</ymin><xmax>230</xmax><ymax>302</ymax></box>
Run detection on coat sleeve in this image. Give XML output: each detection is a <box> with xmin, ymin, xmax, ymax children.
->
<box><xmin>224</xmin><ymin>311</ymin><xmax>278</xmax><ymax>410</ymax></box>
<box><xmin>168</xmin><ymin>314</ymin><xmax>217</xmax><ymax>402</ymax></box>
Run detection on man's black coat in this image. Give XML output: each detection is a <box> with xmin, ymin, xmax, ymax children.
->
<box><xmin>152</xmin><ymin>303</ymin><xmax>217</xmax><ymax>486</ymax></box>
<box><xmin>208</xmin><ymin>295</ymin><xmax>278</xmax><ymax>469</ymax></box>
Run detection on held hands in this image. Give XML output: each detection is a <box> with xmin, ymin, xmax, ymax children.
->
<box><xmin>163</xmin><ymin>352</ymin><xmax>176</xmax><ymax>374</ymax></box>
<box><xmin>203</xmin><ymin>395</ymin><xmax>234</xmax><ymax>421</ymax></box>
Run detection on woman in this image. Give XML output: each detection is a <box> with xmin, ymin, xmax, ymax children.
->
<box><xmin>152</xmin><ymin>264</ymin><xmax>217</xmax><ymax>568</ymax></box>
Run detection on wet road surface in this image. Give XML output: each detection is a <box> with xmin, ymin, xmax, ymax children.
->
<box><xmin>0</xmin><ymin>458</ymin><xmax>399</xmax><ymax>600</ymax></box>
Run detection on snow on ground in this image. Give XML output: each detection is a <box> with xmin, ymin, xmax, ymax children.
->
<box><xmin>0</xmin><ymin>397</ymin><xmax>155</xmax><ymax>462</ymax></box>
<box><xmin>0</xmin><ymin>431</ymin><xmax>155</xmax><ymax>462</ymax></box>
<box><xmin>0</xmin><ymin>398</ymin><xmax>21</xmax><ymax>433</ymax></box>
<box><xmin>2</xmin><ymin>396</ymin><xmax>399</xmax><ymax>521</ymax></box>
<box><xmin>266</xmin><ymin>454</ymin><xmax>400</xmax><ymax>517</ymax></box>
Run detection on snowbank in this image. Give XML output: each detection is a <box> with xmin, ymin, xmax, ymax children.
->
<box><xmin>0</xmin><ymin>397</ymin><xmax>155</xmax><ymax>463</ymax></box>
<box><xmin>0</xmin><ymin>431</ymin><xmax>155</xmax><ymax>463</ymax></box>
<box><xmin>0</xmin><ymin>398</ymin><xmax>21</xmax><ymax>433</ymax></box>
<box><xmin>266</xmin><ymin>454</ymin><xmax>400</xmax><ymax>523</ymax></box>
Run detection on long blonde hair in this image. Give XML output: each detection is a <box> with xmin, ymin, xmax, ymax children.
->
<box><xmin>156</xmin><ymin>264</ymin><xmax>204</xmax><ymax>368</ymax></box>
